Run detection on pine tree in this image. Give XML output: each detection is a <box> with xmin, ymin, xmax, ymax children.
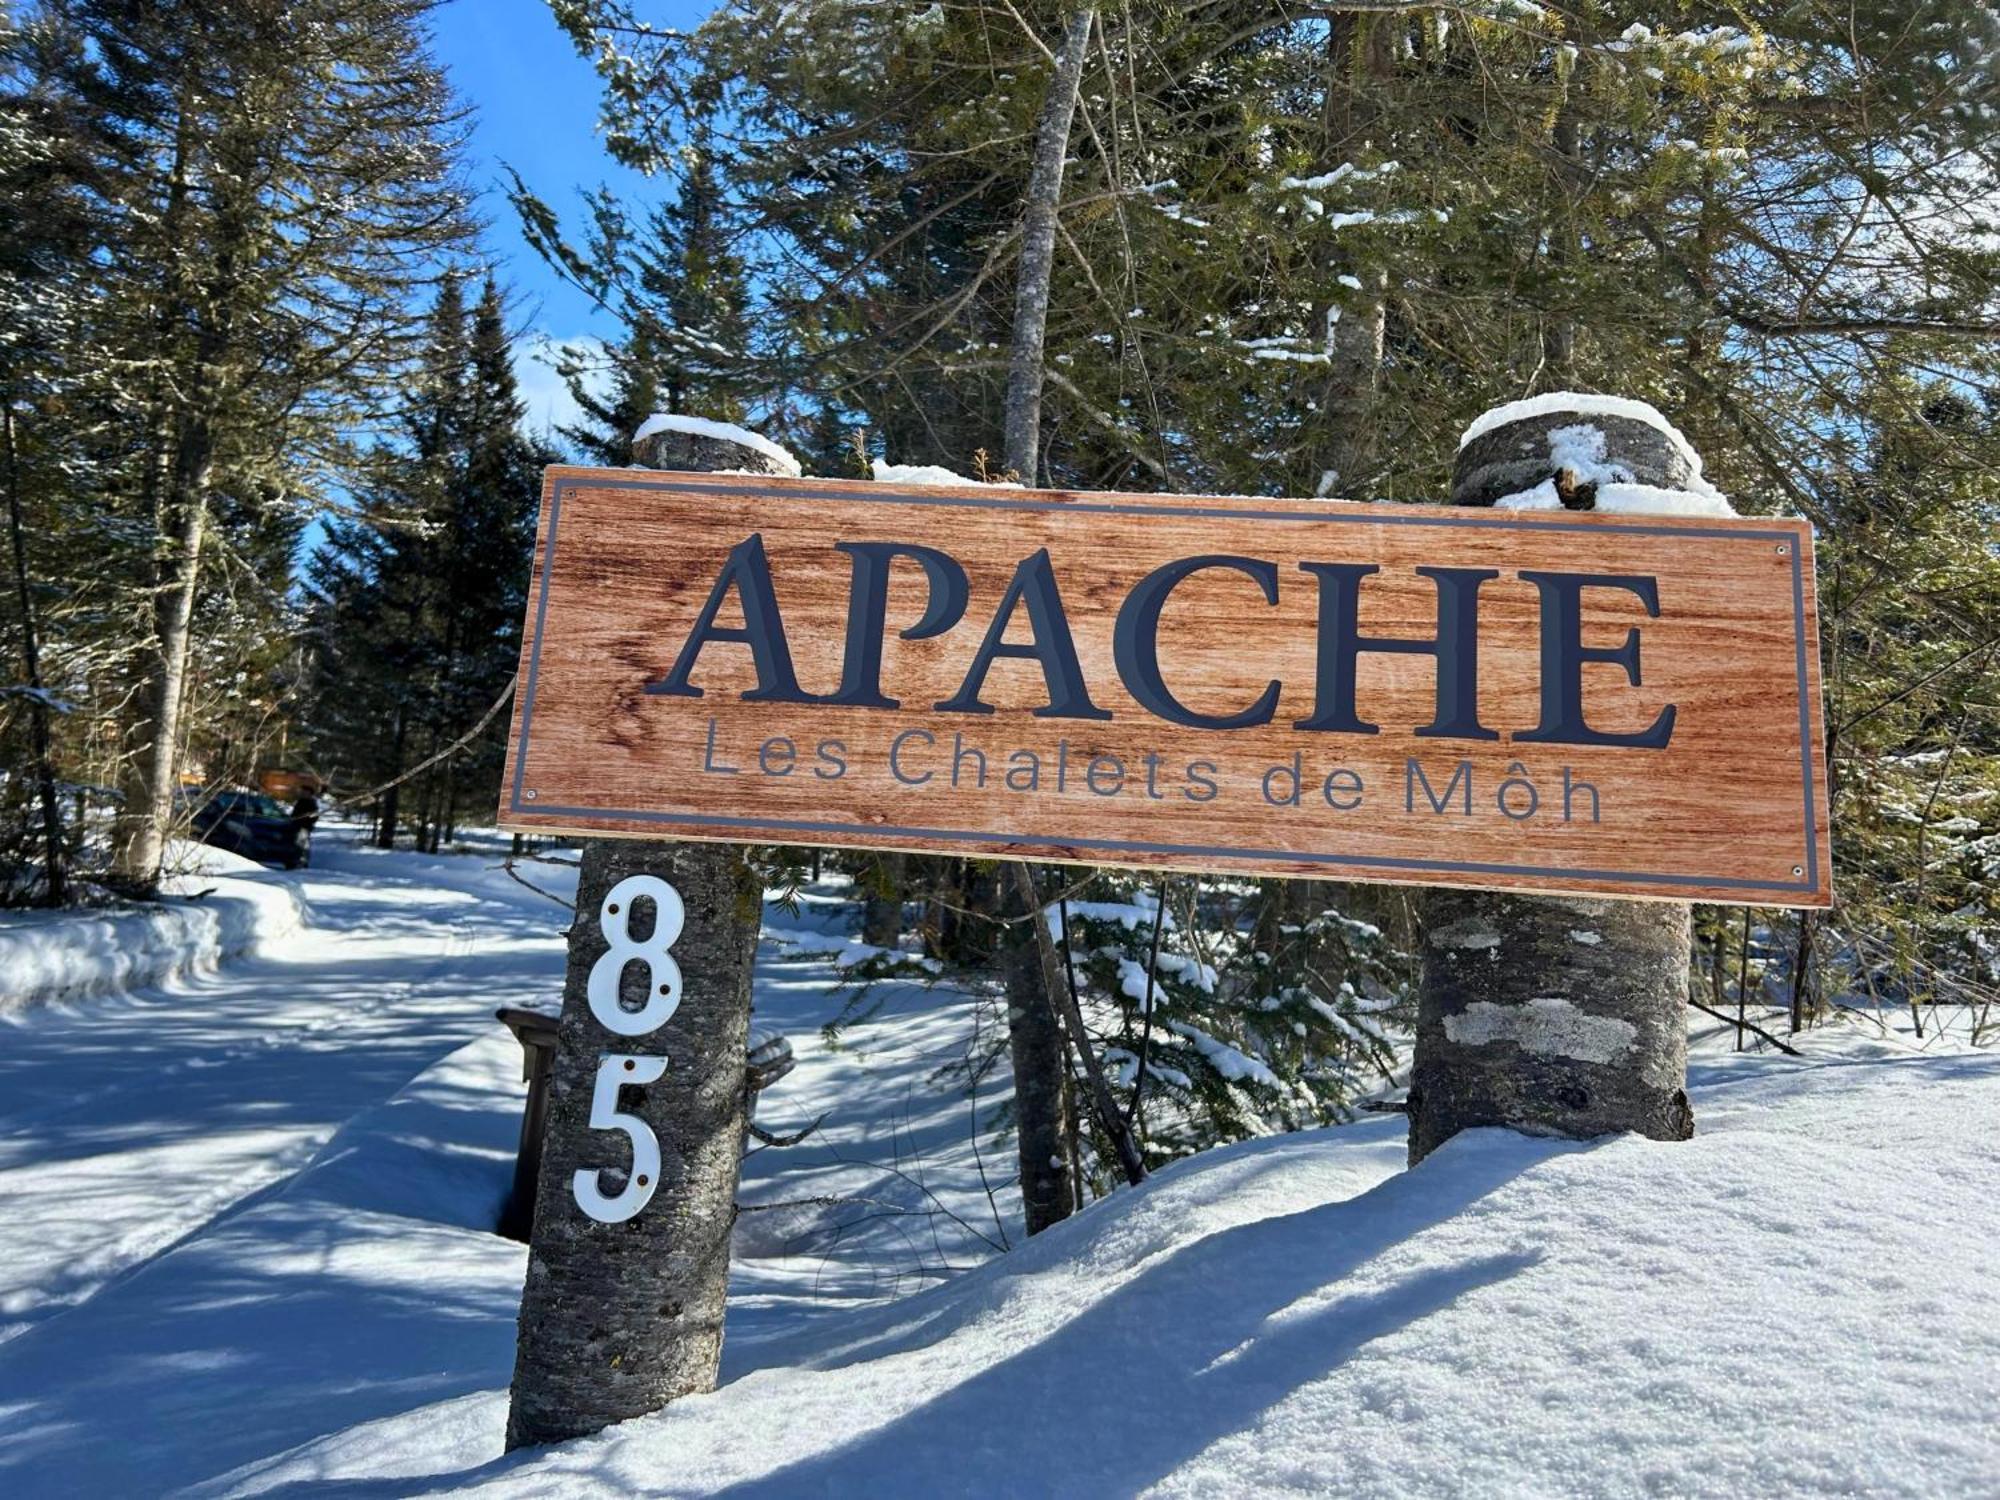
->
<box><xmin>513</xmin><ymin>123</ymin><xmax>755</xmax><ymax>462</ymax></box>
<box><xmin>0</xmin><ymin>9</ymin><xmax>98</xmax><ymax>903</ymax></box>
<box><xmin>540</xmin><ymin>0</ymin><xmax>2000</xmax><ymax>1186</ymax></box>
<box><xmin>19</xmin><ymin>0</ymin><xmax>479</xmax><ymax>891</ymax></box>
<box><xmin>304</xmin><ymin>274</ymin><xmax>549</xmax><ymax>848</ymax></box>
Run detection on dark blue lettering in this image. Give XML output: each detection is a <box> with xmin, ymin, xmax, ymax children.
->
<box><xmin>1294</xmin><ymin>564</ymin><xmax>1498</xmax><ymax>739</ymax></box>
<box><xmin>1515</xmin><ymin>572</ymin><xmax>1675</xmax><ymax>750</ymax></box>
<box><xmin>1114</xmin><ymin>555</ymin><xmax>1280</xmax><ymax>729</ymax></box>
<box><xmin>936</xmin><ymin>550</ymin><xmax>1110</xmax><ymax>720</ymax></box>
<box><xmin>650</xmin><ymin>534</ymin><xmax>822</xmax><ymax>703</ymax></box>
<box><xmin>889</xmin><ymin>729</ymin><xmax>934</xmax><ymax>785</ymax></box>
<box><xmin>830</xmin><ymin>542</ymin><xmax>969</xmax><ymax>708</ymax></box>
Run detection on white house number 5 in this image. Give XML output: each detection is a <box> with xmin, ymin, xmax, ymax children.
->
<box><xmin>573</xmin><ymin>874</ymin><xmax>685</xmax><ymax>1224</ymax></box>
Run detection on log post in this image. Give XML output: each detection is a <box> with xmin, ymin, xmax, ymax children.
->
<box><xmin>1408</xmin><ymin>398</ymin><xmax>1699</xmax><ymax>1165</ymax></box>
<box><xmin>504</xmin><ymin>421</ymin><xmax>784</xmax><ymax>1450</ymax></box>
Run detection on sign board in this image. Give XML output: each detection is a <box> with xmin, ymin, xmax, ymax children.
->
<box><xmin>499</xmin><ymin>467</ymin><xmax>1830</xmax><ymax>907</ymax></box>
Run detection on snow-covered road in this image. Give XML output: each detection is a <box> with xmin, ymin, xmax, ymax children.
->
<box><xmin>0</xmin><ymin>837</ymin><xmax>568</xmax><ymax>1349</ymax></box>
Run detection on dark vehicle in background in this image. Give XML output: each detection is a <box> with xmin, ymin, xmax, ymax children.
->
<box><xmin>189</xmin><ymin>789</ymin><xmax>313</xmax><ymax>869</ymax></box>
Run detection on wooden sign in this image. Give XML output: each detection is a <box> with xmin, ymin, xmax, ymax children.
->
<box><xmin>498</xmin><ymin>467</ymin><xmax>1830</xmax><ymax>907</ymax></box>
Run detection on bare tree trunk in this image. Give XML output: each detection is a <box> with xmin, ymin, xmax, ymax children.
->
<box><xmin>3</xmin><ymin>405</ymin><xmax>66</xmax><ymax>905</ymax></box>
<box><xmin>1790</xmin><ymin>911</ymin><xmax>1817</xmax><ymax>1034</ymax></box>
<box><xmin>1317</xmin><ymin>14</ymin><xmax>1391</xmax><ymax>498</ymax></box>
<box><xmin>860</xmin><ymin>851</ymin><xmax>906</xmax><ymax>948</ymax></box>
<box><xmin>1321</xmin><ymin>271</ymin><xmax>1386</xmax><ymax>495</ymax></box>
<box><xmin>505</xmin><ymin>422</ymin><xmax>786</xmax><ymax>1450</ymax></box>
<box><xmin>1540</xmin><ymin>107</ymin><xmax>1582</xmax><ymax>384</ymax></box>
<box><xmin>116</xmin><ymin>436</ymin><xmax>212</xmax><ymax>889</ymax></box>
<box><xmin>377</xmin><ymin>704</ymin><xmax>407</xmax><ymax>848</ymax></box>
<box><xmin>1001</xmin><ymin>9</ymin><xmax>1094</xmax><ymax>485</ymax></box>
<box><xmin>1409</xmin><ymin>401</ymin><xmax>1698</xmax><ymax>1165</ymax></box>
<box><xmin>1000</xmin><ymin>869</ymin><xmax>1076</xmax><ymax>1234</ymax></box>
<box><xmin>504</xmin><ymin>835</ymin><xmax>760</xmax><ymax>1449</ymax></box>
<box><xmin>1736</xmin><ymin>908</ymin><xmax>1751</xmax><ymax>1051</ymax></box>
<box><xmin>115</xmin><ymin>63</ymin><xmax>253</xmax><ymax>893</ymax></box>
<box><xmin>1411</xmin><ymin>889</ymin><xmax>1693</xmax><ymax>1163</ymax></box>
<box><xmin>1005</xmin><ymin>864</ymin><xmax>1148</xmax><ymax>1188</ymax></box>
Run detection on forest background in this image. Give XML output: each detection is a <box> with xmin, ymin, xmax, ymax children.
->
<box><xmin>2</xmin><ymin>0</ymin><xmax>1995</xmax><ymax>1202</ymax></box>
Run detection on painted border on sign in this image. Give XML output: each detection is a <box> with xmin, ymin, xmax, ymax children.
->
<box><xmin>507</xmin><ymin>476</ymin><xmax>1823</xmax><ymax>901</ymax></box>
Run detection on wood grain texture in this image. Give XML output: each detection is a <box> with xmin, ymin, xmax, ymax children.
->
<box><xmin>499</xmin><ymin>467</ymin><xmax>1832</xmax><ymax>907</ymax></box>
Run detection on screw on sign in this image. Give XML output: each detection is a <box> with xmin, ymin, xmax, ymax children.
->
<box><xmin>571</xmin><ymin>875</ymin><xmax>682</xmax><ymax>1223</ymax></box>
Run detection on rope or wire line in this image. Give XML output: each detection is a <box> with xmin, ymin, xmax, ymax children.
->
<box><xmin>342</xmin><ymin>674</ymin><xmax>516</xmax><ymax>805</ymax></box>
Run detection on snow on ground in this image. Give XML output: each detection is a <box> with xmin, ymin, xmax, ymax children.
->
<box><xmin>213</xmin><ymin>1037</ymin><xmax>1999</xmax><ymax>1500</ymax></box>
<box><xmin>0</xmin><ymin>830</ymin><xmax>1010</xmax><ymax>1497</ymax></box>
<box><xmin>0</xmin><ymin>831</ymin><xmax>563</xmax><ymax>1360</ymax></box>
<box><xmin>1</xmin><ymin>831</ymin><xmax>1996</xmax><ymax>1498</ymax></box>
<box><xmin>0</xmin><ymin>841</ymin><xmax>306</xmax><ymax>1014</ymax></box>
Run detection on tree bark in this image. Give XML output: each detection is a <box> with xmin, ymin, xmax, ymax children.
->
<box><xmin>1001</xmin><ymin>9</ymin><xmax>1094</xmax><ymax>485</ymax></box>
<box><xmin>1410</xmin><ymin>889</ymin><xmax>1693</xmax><ymax>1162</ymax></box>
<box><xmin>1408</xmin><ymin>403</ymin><xmax>1697</xmax><ymax>1165</ymax></box>
<box><xmin>114</xmin><ymin>70</ymin><xmax>250</xmax><ymax>891</ymax></box>
<box><xmin>1317</xmin><ymin>14</ymin><xmax>1391</xmax><ymax>498</ymax></box>
<box><xmin>1006</xmin><ymin>864</ymin><xmax>1148</xmax><ymax>1188</ymax></box>
<box><xmin>860</xmin><ymin>851</ymin><xmax>906</xmax><ymax>948</ymax></box>
<box><xmin>505</xmin><ymin>422</ymin><xmax>783</xmax><ymax>1450</ymax></box>
<box><xmin>116</xmin><ymin>436</ymin><xmax>212</xmax><ymax>888</ymax></box>
<box><xmin>377</xmin><ymin>704</ymin><xmax>407</xmax><ymax>849</ymax></box>
<box><xmin>1321</xmin><ymin>269</ymin><xmax>1386</xmax><ymax>496</ymax></box>
<box><xmin>3</xmin><ymin>405</ymin><xmax>66</xmax><ymax>905</ymax></box>
<box><xmin>505</xmin><ymin>834</ymin><xmax>760</xmax><ymax>1449</ymax></box>
<box><xmin>999</xmin><ymin>869</ymin><xmax>1077</xmax><ymax>1234</ymax></box>
<box><xmin>1538</xmin><ymin>113</ymin><xmax>1582</xmax><ymax>384</ymax></box>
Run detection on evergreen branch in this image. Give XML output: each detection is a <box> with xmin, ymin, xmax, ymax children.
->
<box><xmin>1726</xmin><ymin>308</ymin><xmax>2000</xmax><ymax>340</ymax></box>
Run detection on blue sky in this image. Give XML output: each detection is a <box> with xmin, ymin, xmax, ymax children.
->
<box><xmin>428</xmin><ymin>0</ymin><xmax>715</xmax><ymax>437</ymax></box>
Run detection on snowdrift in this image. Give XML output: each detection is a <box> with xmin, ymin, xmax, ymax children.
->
<box><xmin>209</xmin><ymin>1040</ymin><xmax>1999</xmax><ymax>1498</ymax></box>
<box><xmin>0</xmin><ymin>841</ymin><xmax>305</xmax><ymax>1014</ymax></box>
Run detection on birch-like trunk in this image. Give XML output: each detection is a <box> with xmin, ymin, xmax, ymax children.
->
<box><xmin>1320</xmin><ymin>270</ymin><xmax>1386</xmax><ymax>496</ymax></box>
<box><xmin>1000</xmin><ymin>9</ymin><xmax>1094</xmax><ymax>485</ymax></box>
<box><xmin>1317</xmin><ymin>13</ymin><xmax>1391</xmax><ymax>498</ymax></box>
<box><xmin>116</xmin><ymin>435</ymin><xmax>212</xmax><ymax>888</ymax></box>
<box><xmin>113</xmin><ymin>76</ymin><xmax>208</xmax><ymax>892</ymax></box>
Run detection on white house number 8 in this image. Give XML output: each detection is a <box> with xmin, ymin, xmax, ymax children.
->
<box><xmin>572</xmin><ymin>874</ymin><xmax>685</xmax><ymax>1224</ymax></box>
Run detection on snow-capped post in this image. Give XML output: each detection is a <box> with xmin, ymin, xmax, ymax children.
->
<box><xmin>1407</xmin><ymin>395</ymin><xmax>1713</xmax><ymax>1165</ymax></box>
<box><xmin>503</xmin><ymin>416</ymin><xmax>791</xmax><ymax>1451</ymax></box>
